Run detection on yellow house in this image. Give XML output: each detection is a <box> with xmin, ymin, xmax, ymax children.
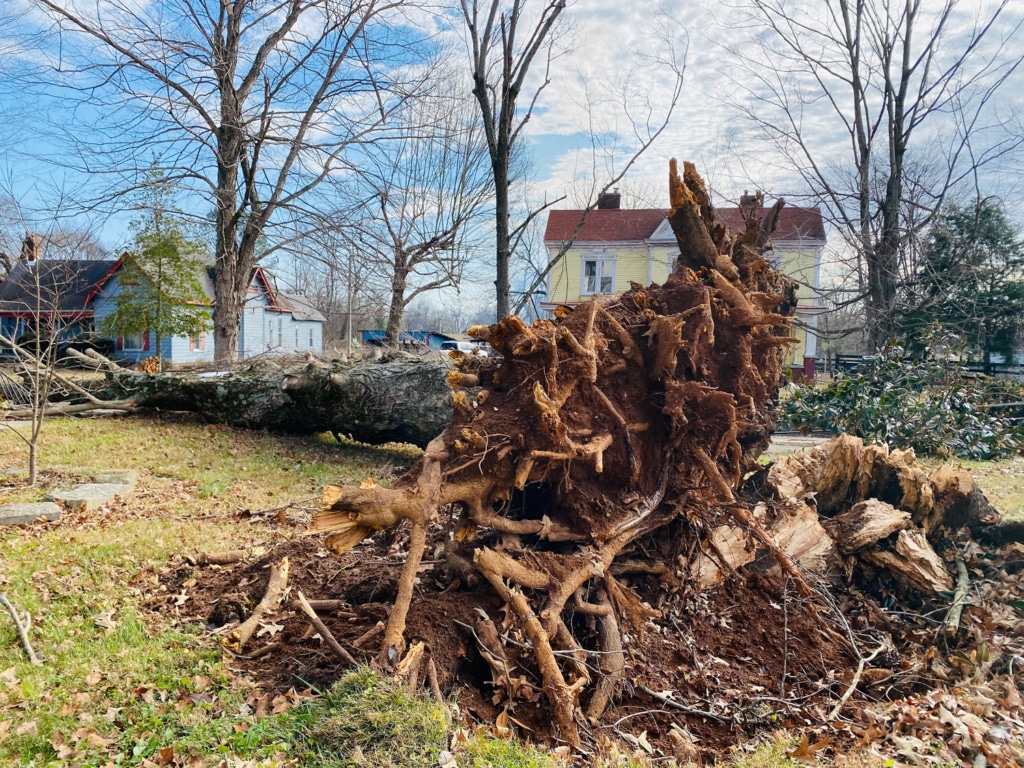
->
<box><xmin>542</xmin><ymin>192</ymin><xmax>827</xmax><ymax>379</ymax></box>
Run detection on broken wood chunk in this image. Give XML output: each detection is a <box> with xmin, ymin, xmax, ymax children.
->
<box><xmin>862</xmin><ymin>529</ymin><xmax>954</xmax><ymax>593</ymax></box>
<box><xmin>823</xmin><ymin>499</ymin><xmax>912</xmax><ymax>555</ymax></box>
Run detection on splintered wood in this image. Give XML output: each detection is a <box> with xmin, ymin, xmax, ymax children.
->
<box><xmin>307</xmin><ymin>162</ymin><xmax>1011</xmax><ymax>746</ymax></box>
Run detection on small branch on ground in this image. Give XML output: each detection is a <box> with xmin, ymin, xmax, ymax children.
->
<box><xmin>295</xmin><ymin>590</ymin><xmax>358</xmax><ymax>666</ymax></box>
<box><xmin>0</xmin><ymin>593</ymin><xmax>42</xmax><ymax>665</ymax></box>
<box><xmin>221</xmin><ymin>558</ymin><xmax>289</xmax><ymax>654</ymax></box>
<box><xmin>827</xmin><ymin>644</ymin><xmax>887</xmax><ymax>721</ymax></box>
<box><xmin>942</xmin><ymin>555</ymin><xmax>970</xmax><ymax>637</ymax></box>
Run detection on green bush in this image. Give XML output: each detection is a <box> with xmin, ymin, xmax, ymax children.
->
<box><xmin>780</xmin><ymin>338</ymin><xmax>1024</xmax><ymax>459</ymax></box>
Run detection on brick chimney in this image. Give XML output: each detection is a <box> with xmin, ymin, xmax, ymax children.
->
<box><xmin>597</xmin><ymin>189</ymin><xmax>621</xmax><ymax>210</ymax></box>
<box><xmin>20</xmin><ymin>234</ymin><xmax>40</xmax><ymax>264</ymax></box>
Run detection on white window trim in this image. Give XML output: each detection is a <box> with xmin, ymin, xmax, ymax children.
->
<box><xmin>580</xmin><ymin>253</ymin><xmax>616</xmax><ymax>296</ymax></box>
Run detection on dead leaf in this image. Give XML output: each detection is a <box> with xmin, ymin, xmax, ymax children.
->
<box><xmin>0</xmin><ymin>668</ymin><xmax>18</xmax><ymax>689</ymax></box>
<box><xmin>271</xmin><ymin>694</ymin><xmax>290</xmax><ymax>715</ymax></box>
<box><xmin>15</xmin><ymin>720</ymin><xmax>38</xmax><ymax>737</ymax></box>
<box><xmin>256</xmin><ymin>621</ymin><xmax>284</xmax><ymax>638</ymax></box>
<box><xmin>787</xmin><ymin>733</ymin><xmax>833</xmax><ymax>764</ymax></box>
<box><xmin>0</xmin><ymin>721</ymin><xmax>10</xmax><ymax>744</ymax></box>
<box><xmin>94</xmin><ymin>611</ymin><xmax>118</xmax><ymax>632</ymax></box>
<box><xmin>71</xmin><ymin>726</ymin><xmax>116</xmax><ymax>748</ymax></box>
<box><xmin>85</xmin><ymin>671</ymin><xmax>103</xmax><ymax>686</ymax></box>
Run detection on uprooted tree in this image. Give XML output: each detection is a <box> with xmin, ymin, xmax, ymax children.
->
<box><xmin>311</xmin><ymin>160</ymin><xmax>810</xmax><ymax>743</ymax></box>
<box><xmin>123</xmin><ymin>158</ymin><xmax>1018</xmax><ymax>766</ymax></box>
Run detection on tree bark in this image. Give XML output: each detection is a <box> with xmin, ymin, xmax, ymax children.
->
<box><xmin>111</xmin><ymin>354</ymin><xmax>454</xmax><ymax>447</ymax></box>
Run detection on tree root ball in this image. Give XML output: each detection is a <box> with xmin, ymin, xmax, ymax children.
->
<box><xmin>311</xmin><ymin>160</ymin><xmax>801</xmax><ymax>745</ymax></box>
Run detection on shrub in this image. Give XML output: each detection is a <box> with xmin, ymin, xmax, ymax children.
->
<box><xmin>779</xmin><ymin>338</ymin><xmax>1024</xmax><ymax>459</ymax></box>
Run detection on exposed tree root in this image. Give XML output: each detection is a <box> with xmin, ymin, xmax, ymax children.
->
<box><xmin>306</xmin><ymin>161</ymin><xmax>1011</xmax><ymax>749</ymax></box>
<box><xmin>308</xmin><ymin>161</ymin><xmax>806</xmax><ymax>746</ymax></box>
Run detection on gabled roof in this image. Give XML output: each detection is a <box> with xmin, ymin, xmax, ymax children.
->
<box><xmin>0</xmin><ymin>256</ymin><xmax>324</xmax><ymax>324</ymax></box>
<box><xmin>544</xmin><ymin>209</ymin><xmax>668</xmax><ymax>243</ymax></box>
<box><xmin>0</xmin><ymin>259</ymin><xmax>117</xmax><ymax>316</ymax></box>
<box><xmin>277</xmin><ymin>291</ymin><xmax>326</xmax><ymax>323</ymax></box>
<box><xmin>544</xmin><ymin>206</ymin><xmax>826</xmax><ymax>244</ymax></box>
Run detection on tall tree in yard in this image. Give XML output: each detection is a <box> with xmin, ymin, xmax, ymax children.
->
<box><xmin>460</xmin><ymin>0</ymin><xmax>570</xmax><ymax>320</ymax></box>
<box><xmin>458</xmin><ymin>0</ymin><xmax>684</xmax><ymax>319</ymax></box>
<box><xmin>729</xmin><ymin>0</ymin><xmax>1023</xmax><ymax>351</ymax></box>
<box><xmin>25</xmin><ymin>0</ymin><xmax>418</xmax><ymax>361</ymax></box>
<box><xmin>101</xmin><ymin>170</ymin><xmax>210</xmax><ymax>370</ymax></box>
<box><xmin>343</xmin><ymin>90</ymin><xmax>492</xmax><ymax>345</ymax></box>
<box><xmin>900</xmin><ymin>199</ymin><xmax>1024</xmax><ymax>370</ymax></box>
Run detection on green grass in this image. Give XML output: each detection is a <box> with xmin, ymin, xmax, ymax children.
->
<box><xmin>302</xmin><ymin>668</ymin><xmax>451</xmax><ymax>767</ymax></box>
<box><xmin>0</xmin><ymin>414</ymin><xmax>419</xmax><ymax>510</ymax></box>
<box><xmin>953</xmin><ymin>456</ymin><xmax>1024</xmax><ymax>520</ymax></box>
<box><xmin>0</xmin><ymin>416</ymin><xmax>559</xmax><ymax>766</ymax></box>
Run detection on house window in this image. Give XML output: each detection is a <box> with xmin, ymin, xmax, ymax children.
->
<box><xmin>267</xmin><ymin>319</ymin><xmax>274</xmax><ymax>349</ymax></box>
<box><xmin>295</xmin><ymin>328</ymin><xmax>299</xmax><ymax>347</ymax></box>
<box><xmin>278</xmin><ymin>318</ymin><xmax>282</xmax><ymax>347</ymax></box>
<box><xmin>309</xmin><ymin>328</ymin><xmax>314</xmax><ymax>348</ymax></box>
<box><xmin>122</xmin><ymin>332</ymin><xmax>146</xmax><ymax>351</ymax></box>
<box><xmin>189</xmin><ymin>332</ymin><xmax>205</xmax><ymax>352</ymax></box>
<box><xmin>581</xmin><ymin>256</ymin><xmax>615</xmax><ymax>295</ymax></box>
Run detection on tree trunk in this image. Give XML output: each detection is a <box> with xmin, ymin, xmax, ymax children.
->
<box><xmin>384</xmin><ymin>270</ymin><xmax>409</xmax><ymax>346</ymax></box>
<box><xmin>493</xmin><ymin>161</ymin><xmax>511</xmax><ymax>320</ymax></box>
<box><xmin>112</xmin><ymin>355</ymin><xmax>454</xmax><ymax>447</ymax></box>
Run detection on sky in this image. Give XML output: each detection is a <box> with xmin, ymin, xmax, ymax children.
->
<box><xmin>1</xmin><ymin>0</ymin><xmax>1023</xmax><ymax>312</ymax></box>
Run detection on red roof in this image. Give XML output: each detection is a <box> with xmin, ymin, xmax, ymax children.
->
<box><xmin>544</xmin><ymin>205</ymin><xmax>826</xmax><ymax>243</ymax></box>
<box><xmin>716</xmin><ymin>206</ymin><xmax>826</xmax><ymax>241</ymax></box>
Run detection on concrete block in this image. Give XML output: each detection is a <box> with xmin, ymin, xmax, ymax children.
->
<box><xmin>46</xmin><ymin>483</ymin><xmax>133</xmax><ymax>512</ymax></box>
<box><xmin>92</xmin><ymin>470</ymin><xmax>140</xmax><ymax>487</ymax></box>
<box><xmin>0</xmin><ymin>502</ymin><xmax>62</xmax><ymax>526</ymax></box>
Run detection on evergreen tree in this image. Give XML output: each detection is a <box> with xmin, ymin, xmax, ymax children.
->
<box><xmin>900</xmin><ymin>199</ymin><xmax>1024</xmax><ymax>371</ymax></box>
<box><xmin>102</xmin><ymin>169</ymin><xmax>210</xmax><ymax>369</ymax></box>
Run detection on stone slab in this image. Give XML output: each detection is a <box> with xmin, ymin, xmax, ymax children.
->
<box><xmin>0</xmin><ymin>502</ymin><xmax>63</xmax><ymax>526</ymax></box>
<box><xmin>92</xmin><ymin>470</ymin><xmax>140</xmax><ymax>487</ymax></box>
<box><xmin>46</xmin><ymin>483</ymin><xmax>133</xmax><ymax>512</ymax></box>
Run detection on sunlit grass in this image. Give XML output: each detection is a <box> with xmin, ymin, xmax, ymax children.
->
<box><xmin>0</xmin><ymin>414</ymin><xmax>419</xmax><ymax>510</ymax></box>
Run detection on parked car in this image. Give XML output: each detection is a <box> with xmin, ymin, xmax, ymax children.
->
<box><xmin>438</xmin><ymin>340</ymin><xmax>478</xmax><ymax>355</ymax></box>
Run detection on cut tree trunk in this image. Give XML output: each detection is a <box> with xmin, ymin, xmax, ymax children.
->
<box><xmin>110</xmin><ymin>354</ymin><xmax>454</xmax><ymax>447</ymax></box>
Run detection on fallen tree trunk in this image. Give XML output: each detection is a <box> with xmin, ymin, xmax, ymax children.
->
<box><xmin>109</xmin><ymin>354</ymin><xmax>454</xmax><ymax>447</ymax></box>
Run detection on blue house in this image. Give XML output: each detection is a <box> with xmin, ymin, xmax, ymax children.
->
<box><xmin>0</xmin><ymin>254</ymin><xmax>325</xmax><ymax>363</ymax></box>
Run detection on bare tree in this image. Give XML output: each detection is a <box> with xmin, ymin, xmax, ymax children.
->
<box><xmin>285</xmin><ymin>226</ymin><xmax>388</xmax><ymax>353</ymax></box>
<box><xmin>341</xmin><ymin>91</ymin><xmax>492</xmax><ymax>344</ymax></box>
<box><xmin>24</xmin><ymin>0</ymin><xmax>422</xmax><ymax>361</ymax></box>
<box><xmin>0</xmin><ymin>233</ymin><xmax>133</xmax><ymax>484</ymax></box>
<box><xmin>725</xmin><ymin>0</ymin><xmax>1023</xmax><ymax>350</ymax></box>
<box><xmin>459</xmin><ymin>0</ymin><xmax>686</xmax><ymax>318</ymax></box>
<box><xmin>460</xmin><ymin>0</ymin><xmax>570</xmax><ymax>319</ymax></box>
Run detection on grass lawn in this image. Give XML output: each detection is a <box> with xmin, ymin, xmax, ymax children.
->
<box><xmin>3</xmin><ymin>416</ymin><xmax>1016</xmax><ymax>766</ymax></box>
<box><xmin>0</xmin><ymin>416</ymin><xmax>593</xmax><ymax>767</ymax></box>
